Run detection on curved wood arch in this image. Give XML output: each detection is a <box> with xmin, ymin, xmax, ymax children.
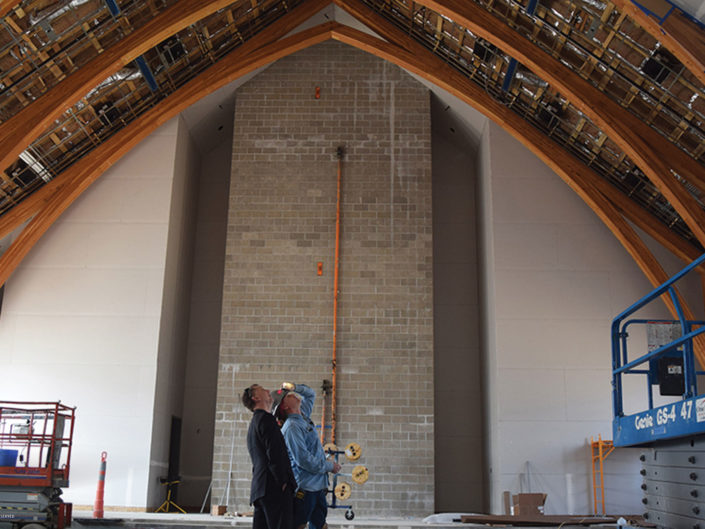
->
<box><xmin>611</xmin><ymin>0</ymin><xmax>705</xmax><ymax>90</ymax></box>
<box><xmin>400</xmin><ymin>0</ymin><xmax>705</xmax><ymax>248</ymax></box>
<box><xmin>1</xmin><ymin>0</ymin><xmax>701</xmax><ymax>252</ymax></box>
<box><xmin>3</xmin><ymin>4</ymin><xmax>705</xmax><ymax>250</ymax></box>
<box><xmin>0</xmin><ymin>20</ymin><xmax>702</xmax><ymax>362</ymax></box>
<box><xmin>0</xmin><ymin>0</ymin><xmax>330</xmax><ymax>173</ymax></box>
<box><xmin>2</xmin><ymin>13</ymin><xmax>698</xmax><ymax>266</ymax></box>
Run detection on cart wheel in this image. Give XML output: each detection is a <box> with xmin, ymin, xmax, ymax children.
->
<box><xmin>22</xmin><ymin>524</ymin><xmax>46</xmax><ymax>529</ymax></box>
<box><xmin>345</xmin><ymin>509</ymin><xmax>354</xmax><ymax>520</ymax></box>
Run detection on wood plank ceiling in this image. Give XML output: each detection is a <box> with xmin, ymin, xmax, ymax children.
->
<box><xmin>0</xmin><ymin>0</ymin><xmax>705</xmax><ymax>339</ymax></box>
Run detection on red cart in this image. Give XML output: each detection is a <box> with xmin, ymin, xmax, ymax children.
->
<box><xmin>0</xmin><ymin>402</ymin><xmax>75</xmax><ymax>529</ymax></box>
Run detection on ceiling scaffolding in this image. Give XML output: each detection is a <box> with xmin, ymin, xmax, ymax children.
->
<box><xmin>0</xmin><ymin>0</ymin><xmax>704</xmax><ymax>265</ymax></box>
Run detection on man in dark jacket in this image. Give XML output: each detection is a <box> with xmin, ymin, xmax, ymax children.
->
<box><xmin>242</xmin><ymin>384</ymin><xmax>297</xmax><ymax>529</ymax></box>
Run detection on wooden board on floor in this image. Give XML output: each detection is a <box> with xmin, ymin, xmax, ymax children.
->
<box><xmin>460</xmin><ymin>514</ymin><xmax>653</xmax><ymax>526</ymax></box>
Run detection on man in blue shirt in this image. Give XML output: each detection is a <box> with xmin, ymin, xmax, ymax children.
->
<box><xmin>272</xmin><ymin>382</ymin><xmax>341</xmax><ymax>529</ymax></box>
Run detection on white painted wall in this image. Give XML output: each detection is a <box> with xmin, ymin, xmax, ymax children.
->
<box><xmin>147</xmin><ymin>119</ymin><xmax>200</xmax><ymax>507</ymax></box>
<box><xmin>0</xmin><ymin>117</ymin><xmax>188</xmax><ymax>509</ymax></box>
<box><xmin>178</xmin><ymin>139</ymin><xmax>232</xmax><ymax>509</ymax></box>
<box><xmin>431</xmin><ymin>97</ymin><xmax>485</xmax><ymax>512</ymax></box>
<box><xmin>478</xmin><ymin>121</ymin><xmax>703</xmax><ymax>516</ymax></box>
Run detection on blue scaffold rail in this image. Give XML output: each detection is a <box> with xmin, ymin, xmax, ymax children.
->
<box><xmin>612</xmin><ymin>252</ymin><xmax>705</xmax><ymax>447</ymax></box>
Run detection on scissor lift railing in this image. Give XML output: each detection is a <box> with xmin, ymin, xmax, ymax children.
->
<box><xmin>0</xmin><ymin>401</ymin><xmax>75</xmax><ymax>488</ymax></box>
<box><xmin>612</xmin><ymin>253</ymin><xmax>705</xmax><ymax>447</ymax></box>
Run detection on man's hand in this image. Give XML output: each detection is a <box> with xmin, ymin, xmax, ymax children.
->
<box><xmin>332</xmin><ymin>462</ymin><xmax>342</xmax><ymax>473</ymax></box>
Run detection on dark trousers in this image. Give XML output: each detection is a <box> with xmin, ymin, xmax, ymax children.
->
<box><xmin>253</xmin><ymin>484</ymin><xmax>293</xmax><ymax>529</ymax></box>
<box><xmin>293</xmin><ymin>489</ymin><xmax>328</xmax><ymax>529</ymax></box>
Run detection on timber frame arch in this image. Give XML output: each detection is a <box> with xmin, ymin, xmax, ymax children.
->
<box><xmin>2</xmin><ymin>1</ymin><xmax>705</xmax><ymax>244</ymax></box>
<box><xmin>0</xmin><ymin>8</ymin><xmax>704</xmax><ymax>363</ymax></box>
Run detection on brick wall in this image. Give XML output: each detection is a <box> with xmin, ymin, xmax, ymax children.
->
<box><xmin>213</xmin><ymin>41</ymin><xmax>433</xmax><ymax>516</ymax></box>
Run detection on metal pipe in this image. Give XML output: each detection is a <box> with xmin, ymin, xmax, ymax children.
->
<box><xmin>319</xmin><ymin>387</ymin><xmax>327</xmax><ymax>445</ymax></box>
<box><xmin>331</xmin><ymin>146</ymin><xmax>343</xmax><ymax>444</ymax></box>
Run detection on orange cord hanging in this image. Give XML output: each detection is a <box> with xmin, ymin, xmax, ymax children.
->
<box><xmin>321</xmin><ymin>146</ymin><xmax>344</xmax><ymax>445</ymax></box>
<box><xmin>331</xmin><ymin>146</ymin><xmax>343</xmax><ymax>444</ymax></box>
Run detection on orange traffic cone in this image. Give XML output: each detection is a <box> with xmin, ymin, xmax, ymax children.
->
<box><xmin>93</xmin><ymin>452</ymin><xmax>107</xmax><ymax>518</ymax></box>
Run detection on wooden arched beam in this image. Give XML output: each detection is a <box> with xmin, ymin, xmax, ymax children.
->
<box><xmin>0</xmin><ymin>0</ymin><xmax>329</xmax><ymax>240</ymax></box>
<box><xmin>0</xmin><ymin>0</ymin><xmax>330</xmax><ymax>174</ymax></box>
<box><xmin>592</xmin><ymin>176</ymin><xmax>703</xmax><ymax>264</ymax></box>
<box><xmin>3</xmin><ymin>0</ymin><xmax>702</xmax><ymax>255</ymax></box>
<box><xmin>1</xmin><ymin>19</ymin><xmax>702</xmax><ymax>362</ymax></box>
<box><xmin>0</xmin><ymin>15</ymin><xmax>698</xmax><ymax>272</ymax></box>
<box><xmin>611</xmin><ymin>0</ymin><xmax>705</xmax><ymax>90</ymax></box>
<box><xmin>0</xmin><ymin>4</ymin><xmax>698</xmax><ymax>270</ymax></box>
<box><xmin>397</xmin><ymin>0</ymin><xmax>705</xmax><ymax>248</ymax></box>
<box><xmin>1</xmin><ymin>7</ymin><xmax>699</xmax><ymax>267</ymax></box>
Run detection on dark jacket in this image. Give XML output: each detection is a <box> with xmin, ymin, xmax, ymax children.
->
<box><xmin>247</xmin><ymin>408</ymin><xmax>296</xmax><ymax>504</ymax></box>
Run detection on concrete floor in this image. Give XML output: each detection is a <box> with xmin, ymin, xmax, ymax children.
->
<box><xmin>69</xmin><ymin>508</ymin><xmax>647</xmax><ymax>529</ymax></box>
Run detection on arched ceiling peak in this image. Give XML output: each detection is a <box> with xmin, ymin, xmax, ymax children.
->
<box><xmin>0</xmin><ymin>0</ymin><xmax>703</xmax><ymax>354</ymax></box>
<box><xmin>0</xmin><ymin>19</ymin><xmax>703</xmax><ymax>368</ymax></box>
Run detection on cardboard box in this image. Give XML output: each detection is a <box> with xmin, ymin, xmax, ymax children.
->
<box><xmin>512</xmin><ymin>493</ymin><xmax>547</xmax><ymax>515</ymax></box>
<box><xmin>211</xmin><ymin>505</ymin><xmax>227</xmax><ymax>516</ymax></box>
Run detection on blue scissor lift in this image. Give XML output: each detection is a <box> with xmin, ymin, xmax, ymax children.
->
<box><xmin>612</xmin><ymin>253</ymin><xmax>705</xmax><ymax>446</ymax></box>
<box><xmin>611</xmin><ymin>253</ymin><xmax>705</xmax><ymax>528</ymax></box>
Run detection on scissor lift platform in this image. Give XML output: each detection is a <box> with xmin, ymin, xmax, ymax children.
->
<box><xmin>611</xmin><ymin>253</ymin><xmax>705</xmax><ymax>447</ymax></box>
<box><xmin>0</xmin><ymin>402</ymin><xmax>75</xmax><ymax>529</ymax></box>
<box><xmin>610</xmin><ymin>255</ymin><xmax>705</xmax><ymax>528</ymax></box>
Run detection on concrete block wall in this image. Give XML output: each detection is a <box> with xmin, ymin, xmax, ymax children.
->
<box><xmin>213</xmin><ymin>41</ymin><xmax>434</xmax><ymax>516</ymax></box>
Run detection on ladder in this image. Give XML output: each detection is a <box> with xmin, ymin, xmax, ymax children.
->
<box><xmin>590</xmin><ymin>434</ymin><xmax>615</xmax><ymax>515</ymax></box>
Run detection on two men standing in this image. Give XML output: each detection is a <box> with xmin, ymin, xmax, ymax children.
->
<box><xmin>242</xmin><ymin>382</ymin><xmax>340</xmax><ymax>529</ymax></box>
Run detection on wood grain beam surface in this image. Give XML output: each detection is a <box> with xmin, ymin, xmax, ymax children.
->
<box><xmin>0</xmin><ymin>1</ymin><xmax>18</xmax><ymax>18</ymax></box>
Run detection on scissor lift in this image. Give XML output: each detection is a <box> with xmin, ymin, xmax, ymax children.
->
<box><xmin>611</xmin><ymin>253</ymin><xmax>705</xmax><ymax>446</ymax></box>
<box><xmin>611</xmin><ymin>254</ymin><xmax>705</xmax><ymax>528</ymax></box>
<box><xmin>0</xmin><ymin>402</ymin><xmax>75</xmax><ymax>529</ymax></box>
